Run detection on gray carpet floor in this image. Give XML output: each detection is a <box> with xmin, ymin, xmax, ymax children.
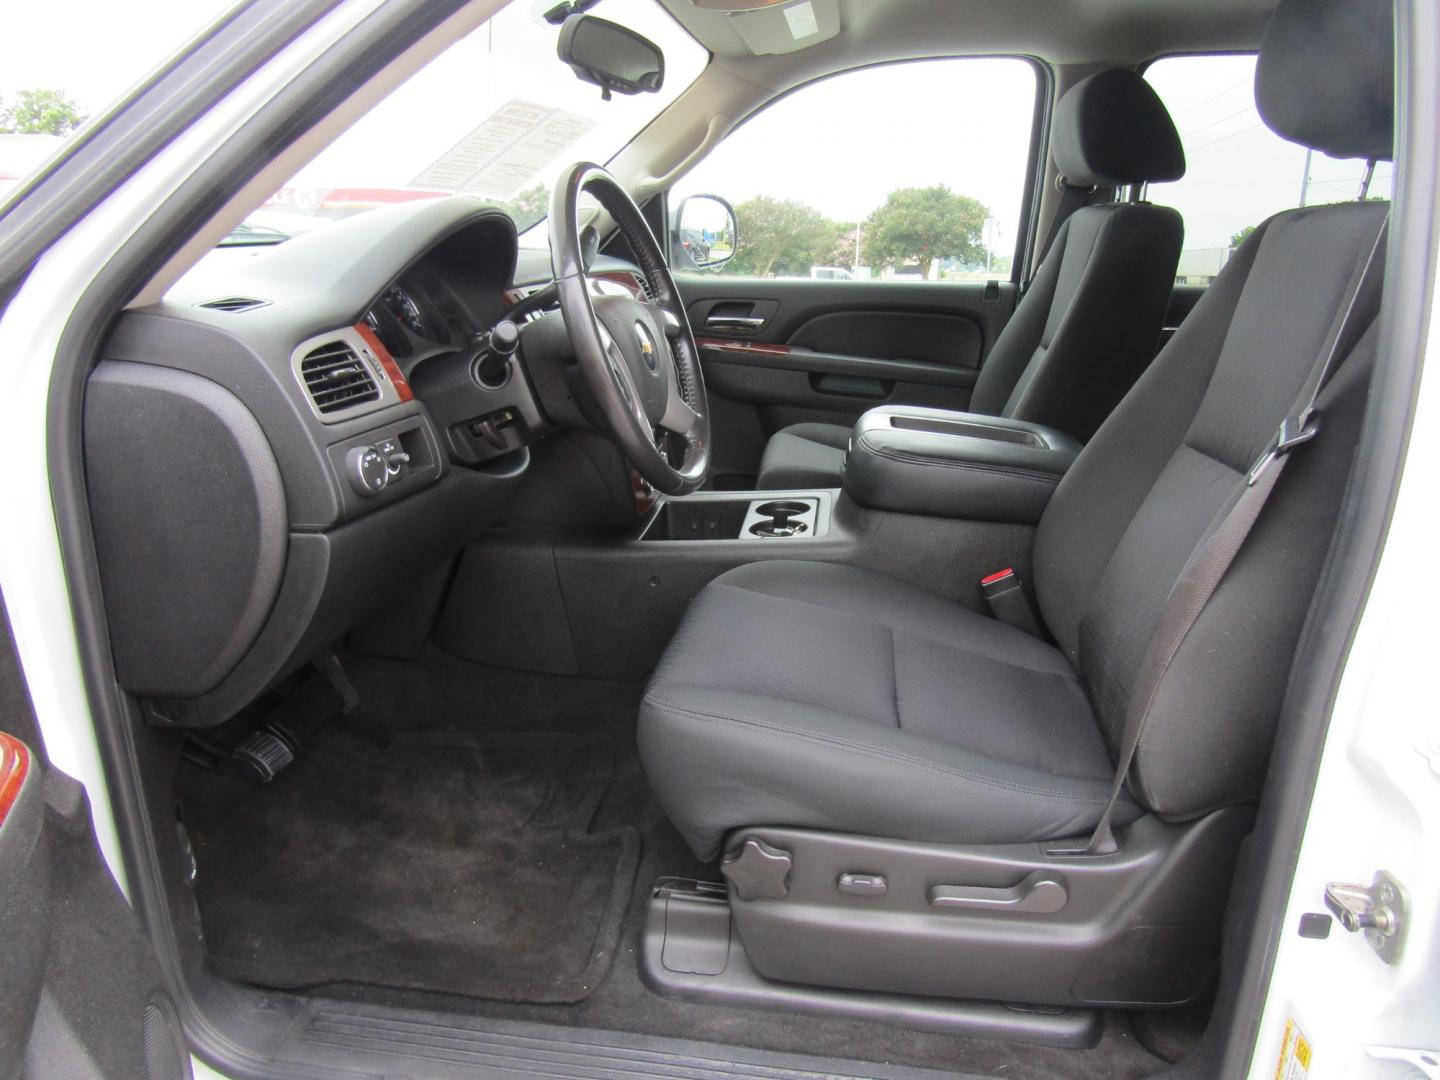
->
<box><xmin>179</xmin><ymin>648</ymin><xmax>1171</xmax><ymax>1079</ymax></box>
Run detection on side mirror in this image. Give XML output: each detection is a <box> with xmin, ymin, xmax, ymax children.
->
<box><xmin>673</xmin><ymin>194</ymin><xmax>737</xmax><ymax>271</ymax></box>
<box><xmin>557</xmin><ymin>15</ymin><xmax>664</xmax><ymax>99</ymax></box>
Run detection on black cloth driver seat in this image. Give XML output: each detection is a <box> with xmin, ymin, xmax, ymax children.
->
<box><xmin>641</xmin><ymin>0</ymin><xmax>1395</xmax><ymax>863</ymax></box>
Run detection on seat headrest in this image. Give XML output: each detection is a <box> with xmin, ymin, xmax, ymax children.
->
<box><xmin>1256</xmin><ymin>0</ymin><xmax>1394</xmax><ymax>161</ymax></box>
<box><xmin>1050</xmin><ymin>69</ymin><xmax>1185</xmax><ymax>188</ymax></box>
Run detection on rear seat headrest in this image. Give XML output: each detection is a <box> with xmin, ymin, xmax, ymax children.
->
<box><xmin>1050</xmin><ymin>69</ymin><xmax>1185</xmax><ymax>188</ymax></box>
<box><xmin>1257</xmin><ymin>0</ymin><xmax>1394</xmax><ymax>161</ymax></box>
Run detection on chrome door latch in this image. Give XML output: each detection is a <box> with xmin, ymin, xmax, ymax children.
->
<box><xmin>1323</xmin><ymin>870</ymin><xmax>1408</xmax><ymax>965</ymax></box>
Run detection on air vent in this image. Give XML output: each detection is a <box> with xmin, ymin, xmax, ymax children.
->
<box><xmin>199</xmin><ymin>296</ymin><xmax>269</xmax><ymax>313</ymax></box>
<box><xmin>299</xmin><ymin>340</ymin><xmax>381</xmax><ymax>414</ymax></box>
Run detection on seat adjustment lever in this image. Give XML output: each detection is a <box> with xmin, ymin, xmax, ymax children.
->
<box><xmin>721</xmin><ymin>837</ymin><xmax>792</xmax><ymax>901</ymax></box>
<box><xmin>928</xmin><ymin>871</ymin><xmax>1068</xmax><ymax>914</ymax></box>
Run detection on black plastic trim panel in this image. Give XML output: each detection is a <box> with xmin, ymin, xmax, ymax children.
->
<box><xmin>279</xmin><ymin>1002</ymin><xmax>978</xmax><ymax>1080</ymax></box>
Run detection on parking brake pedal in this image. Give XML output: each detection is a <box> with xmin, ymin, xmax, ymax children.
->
<box><xmin>186</xmin><ymin>654</ymin><xmax>358</xmax><ymax>783</ymax></box>
<box><xmin>231</xmin><ymin>728</ymin><xmax>294</xmax><ymax>782</ymax></box>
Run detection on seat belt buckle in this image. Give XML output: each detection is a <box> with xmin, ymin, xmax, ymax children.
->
<box><xmin>1247</xmin><ymin>410</ymin><xmax>1320</xmax><ymax>486</ymax></box>
<box><xmin>981</xmin><ymin>568</ymin><xmax>1043</xmax><ymax>638</ymax></box>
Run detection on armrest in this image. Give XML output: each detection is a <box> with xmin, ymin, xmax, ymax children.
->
<box><xmin>843</xmin><ymin>406</ymin><xmax>1080</xmax><ymax>523</ymax></box>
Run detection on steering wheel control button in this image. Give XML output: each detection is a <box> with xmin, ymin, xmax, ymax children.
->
<box><xmin>721</xmin><ymin>837</ymin><xmax>792</xmax><ymax>901</ymax></box>
<box><xmin>347</xmin><ymin>445</ymin><xmax>390</xmax><ymax>496</ymax></box>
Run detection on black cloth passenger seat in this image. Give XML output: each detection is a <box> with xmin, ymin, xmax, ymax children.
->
<box><xmin>755</xmin><ymin>68</ymin><xmax>1185</xmax><ymax>489</ymax></box>
<box><xmin>641</xmin><ymin>0</ymin><xmax>1395</xmax><ymax>861</ymax></box>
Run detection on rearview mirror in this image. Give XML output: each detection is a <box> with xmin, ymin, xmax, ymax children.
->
<box><xmin>673</xmin><ymin>194</ymin><xmax>737</xmax><ymax>271</ymax></box>
<box><xmin>557</xmin><ymin>15</ymin><xmax>665</xmax><ymax>99</ymax></box>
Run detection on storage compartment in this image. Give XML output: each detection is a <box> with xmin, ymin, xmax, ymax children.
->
<box><xmin>843</xmin><ymin>405</ymin><xmax>1081</xmax><ymax>523</ymax></box>
<box><xmin>640</xmin><ymin>498</ymin><xmax>752</xmax><ymax>541</ymax></box>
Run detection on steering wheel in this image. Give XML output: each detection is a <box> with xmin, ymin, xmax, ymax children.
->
<box><xmin>549</xmin><ymin>162</ymin><xmax>710</xmax><ymax>495</ymax></box>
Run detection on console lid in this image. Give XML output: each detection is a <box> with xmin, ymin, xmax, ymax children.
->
<box><xmin>843</xmin><ymin>406</ymin><xmax>1080</xmax><ymax>523</ymax></box>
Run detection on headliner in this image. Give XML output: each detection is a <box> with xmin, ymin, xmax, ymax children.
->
<box><xmin>661</xmin><ymin>0</ymin><xmax>1275</xmax><ymax>86</ymax></box>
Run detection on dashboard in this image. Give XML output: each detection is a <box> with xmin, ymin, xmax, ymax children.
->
<box><xmin>82</xmin><ymin>196</ymin><xmax>626</xmax><ymax>728</ymax></box>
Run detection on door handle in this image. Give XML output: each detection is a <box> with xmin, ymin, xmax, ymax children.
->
<box><xmin>927</xmin><ymin>871</ymin><xmax>1068</xmax><ymax>914</ymax></box>
<box><xmin>705</xmin><ymin>315</ymin><xmax>766</xmax><ymax>331</ymax></box>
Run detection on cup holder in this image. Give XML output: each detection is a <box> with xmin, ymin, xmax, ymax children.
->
<box><xmin>743</xmin><ymin>497</ymin><xmax>820</xmax><ymax>539</ymax></box>
<box><xmin>755</xmin><ymin>500</ymin><xmax>811</xmax><ymax>517</ymax></box>
<box><xmin>749</xmin><ymin>519</ymin><xmax>809</xmax><ymax>537</ymax></box>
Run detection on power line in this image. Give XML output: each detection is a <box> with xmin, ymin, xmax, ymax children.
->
<box><xmin>1188</xmin><ymin>121</ymin><xmax>1265</xmax><ymax>153</ymax></box>
<box><xmin>1182</xmin><ymin>104</ymin><xmax>1257</xmax><ymax>140</ymax></box>
<box><xmin>1173</xmin><ymin>76</ymin><xmax>1252</xmax><ymax>119</ymax></box>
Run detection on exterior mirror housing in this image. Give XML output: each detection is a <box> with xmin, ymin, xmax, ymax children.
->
<box><xmin>557</xmin><ymin>15</ymin><xmax>664</xmax><ymax>99</ymax></box>
<box><xmin>673</xmin><ymin>194</ymin><xmax>737</xmax><ymax>270</ymax></box>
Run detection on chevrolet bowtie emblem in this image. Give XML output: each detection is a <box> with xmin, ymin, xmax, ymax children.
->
<box><xmin>634</xmin><ymin>321</ymin><xmax>659</xmax><ymax>371</ymax></box>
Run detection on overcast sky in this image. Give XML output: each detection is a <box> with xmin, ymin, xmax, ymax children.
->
<box><xmin>3</xmin><ymin>0</ymin><xmax>1391</xmax><ymax>254</ymax></box>
<box><xmin>1</xmin><ymin>0</ymin><xmax>235</xmax><ymax>116</ymax></box>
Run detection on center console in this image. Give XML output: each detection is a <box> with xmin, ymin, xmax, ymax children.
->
<box><xmin>842</xmin><ymin>405</ymin><xmax>1080</xmax><ymax>523</ymax></box>
<box><xmin>434</xmin><ymin>406</ymin><xmax>1076</xmax><ymax>682</ymax></box>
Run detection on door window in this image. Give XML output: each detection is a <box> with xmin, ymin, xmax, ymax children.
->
<box><xmin>1144</xmin><ymin>54</ymin><xmax>1393</xmax><ymax>284</ymax></box>
<box><xmin>671</xmin><ymin>58</ymin><xmax>1038</xmax><ymax>281</ymax></box>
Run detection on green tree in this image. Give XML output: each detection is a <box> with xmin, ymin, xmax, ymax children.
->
<box><xmin>1229</xmin><ymin>225</ymin><xmax>1256</xmax><ymax>249</ymax></box>
<box><xmin>495</xmin><ymin>183</ymin><xmax>548</xmax><ymax>231</ymax></box>
<box><xmin>0</xmin><ymin>89</ymin><xmax>85</xmax><ymax>136</ymax></box>
<box><xmin>863</xmin><ymin>185</ymin><xmax>989</xmax><ymax>279</ymax></box>
<box><xmin>725</xmin><ymin>196</ymin><xmax>845</xmax><ymax>277</ymax></box>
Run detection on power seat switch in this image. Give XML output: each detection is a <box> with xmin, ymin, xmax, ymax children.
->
<box><xmin>1323</xmin><ymin>869</ymin><xmax>1409</xmax><ymax>965</ymax></box>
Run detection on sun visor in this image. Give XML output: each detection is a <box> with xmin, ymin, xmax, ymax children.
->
<box><xmin>698</xmin><ymin>0</ymin><xmax>839</xmax><ymax>55</ymax></box>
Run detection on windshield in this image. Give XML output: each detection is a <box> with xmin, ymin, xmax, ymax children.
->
<box><xmin>234</xmin><ymin>0</ymin><xmax>706</xmax><ymax>246</ymax></box>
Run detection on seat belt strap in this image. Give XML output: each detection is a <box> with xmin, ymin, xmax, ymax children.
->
<box><xmin>1083</xmin><ymin>216</ymin><xmax>1389</xmax><ymax>856</ymax></box>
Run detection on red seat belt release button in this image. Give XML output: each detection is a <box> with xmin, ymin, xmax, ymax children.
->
<box><xmin>980</xmin><ymin>568</ymin><xmax>1043</xmax><ymax>638</ymax></box>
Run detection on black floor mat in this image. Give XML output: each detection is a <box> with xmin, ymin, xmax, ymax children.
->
<box><xmin>180</xmin><ymin>651</ymin><xmax>1167</xmax><ymax>1078</ymax></box>
<box><xmin>181</xmin><ymin>726</ymin><xmax>639</xmax><ymax>1004</ymax></box>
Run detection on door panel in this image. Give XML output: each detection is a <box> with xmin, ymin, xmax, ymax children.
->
<box><xmin>788</xmin><ymin>308</ymin><xmax>984</xmax><ymax>369</ymax></box>
<box><xmin>676</xmin><ymin>274</ymin><xmax>1016</xmax><ymax>484</ymax></box>
<box><xmin>0</xmin><ymin>595</ymin><xmax>189</xmax><ymax>1079</ymax></box>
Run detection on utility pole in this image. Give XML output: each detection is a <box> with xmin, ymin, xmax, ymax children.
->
<box><xmin>853</xmin><ymin>220</ymin><xmax>862</xmax><ymax>271</ymax></box>
<box><xmin>1298</xmin><ymin>147</ymin><xmax>1314</xmax><ymax>207</ymax></box>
